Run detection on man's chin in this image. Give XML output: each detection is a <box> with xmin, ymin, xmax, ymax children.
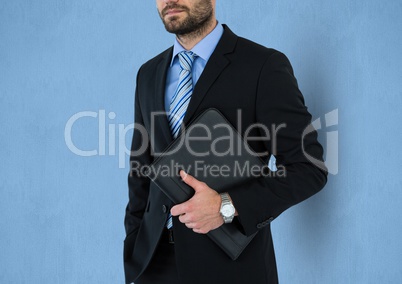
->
<box><xmin>164</xmin><ymin>22</ymin><xmax>186</xmax><ymax>34</ymax></box>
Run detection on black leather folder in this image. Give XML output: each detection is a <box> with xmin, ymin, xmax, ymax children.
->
<box><xmin>146</xmin><ymin>108</ymin><xmax>267</xmax><ymax>260</ymax></box>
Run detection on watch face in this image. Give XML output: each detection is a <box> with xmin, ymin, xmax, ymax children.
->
<box><xmin>221</xmin><ymin>204</ymin><xmax>235</xmax><ymax>217</ymax></box>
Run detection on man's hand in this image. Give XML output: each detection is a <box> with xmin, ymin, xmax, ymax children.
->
<box><xmin>170</xmin><ymin>170</ymin><xmax>224</xmax><ymax>234</ymax></box>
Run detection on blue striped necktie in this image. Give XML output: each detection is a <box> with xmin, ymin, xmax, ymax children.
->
<box><xmin>166</xmin><ymin>51</ymin><xmax>196</xmax><ymax>229</ymax></box>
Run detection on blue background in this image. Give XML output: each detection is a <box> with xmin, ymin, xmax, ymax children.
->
<box><xmin>1</xmin><ymin>0</ymin><xmax>401</xmax><ymax>283</ymax></box>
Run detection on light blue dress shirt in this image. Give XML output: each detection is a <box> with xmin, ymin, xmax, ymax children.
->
<box><xmin>164</xmin><ymin>23</ymin><xmax>224</xmax><ymax>112</ymax></box>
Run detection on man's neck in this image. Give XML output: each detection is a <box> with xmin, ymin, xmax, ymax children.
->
<box><xmin>176</xmin><ymin>19</ymin><xmax>218</xmax><ymax>50</ymax></box>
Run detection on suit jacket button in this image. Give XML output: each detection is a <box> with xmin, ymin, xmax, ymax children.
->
<box><xmin>268</xmin><ymin>217</ymin><xmax>274</xmax><ymax>222</ymax></box>
<box><xmin>257</xmin><ymin>223</ymin><xmax>263</xmax><ymax>229</ymax></box>
<box><xmin>162</xmin><ymin>205</ymin><xmax>168</xmax><ymax>213</ymax></box>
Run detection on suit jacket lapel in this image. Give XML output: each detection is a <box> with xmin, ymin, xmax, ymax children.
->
<box><xmin>152</xmin><ymin>47</ymin><xmax>174</xmax><ymax>148</ymax></box>
<box><xmin>183</xmin><ymin>25</ymin><xmax>238</xmax><ymax>126</ymax></box>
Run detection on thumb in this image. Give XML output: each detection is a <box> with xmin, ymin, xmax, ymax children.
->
<box><xmin>180</xmin><ymin>170</ymin><xmax>203</xmax><ymax>192</ymax></box>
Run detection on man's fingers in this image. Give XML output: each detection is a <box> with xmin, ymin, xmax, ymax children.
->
<box><xmin>185</xmin><ymin>222</ymin><xmax>197</xmax><ymax>229</ymax></box>
<box><xmin>193</xmin><ymin>228</ymin><xmax>209</xmax><ymax>234</ymax></box>
<box><xmin>171</xmin><ymin>203</ymin><xmax>187</xmax><ymax>216</ymax></box>
<box><xmin>179</xmin><ymin>213</ymin><xmax>192</xmax><ymax>224</ymax></box>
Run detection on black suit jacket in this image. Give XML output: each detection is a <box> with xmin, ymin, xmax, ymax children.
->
<box><xmin>124</xmin><ymin>25</ymin><xmax>327</xmax><ymax>284</ymax></box>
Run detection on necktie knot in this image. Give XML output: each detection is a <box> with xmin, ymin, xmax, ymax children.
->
<box><xmin>178</xmin><ymin>51</ymin><xmax>196</xmax><ymax>71</ymax></box>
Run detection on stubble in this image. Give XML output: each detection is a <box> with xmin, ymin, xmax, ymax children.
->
<box><xmin>159</xmin><ymin>1</ymin><xmax>214</xmax><ymax>38</ymax></box>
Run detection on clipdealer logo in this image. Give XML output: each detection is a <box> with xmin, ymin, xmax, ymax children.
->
<box><xmin>64</xmin><ymin>108</ymin><xmax>338</xmax><ymax>174</ymax></box>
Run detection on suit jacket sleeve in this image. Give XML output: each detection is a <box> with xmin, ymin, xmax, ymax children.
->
<box><xmin>124</xmin><ymin>66</ymin><xmax>152</xmax><ymax>238</ymax></box>
<box><xmin>228</xmin><ymin>51</ymin><xmax>327</xmax><ymax>237</ymax></box>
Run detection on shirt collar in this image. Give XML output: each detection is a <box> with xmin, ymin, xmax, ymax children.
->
<box><xmin>170</xmin><ymin>22</ymin><xmax>224</xmax><ymax>66</ymax></box>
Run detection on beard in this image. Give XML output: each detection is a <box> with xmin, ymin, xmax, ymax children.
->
<box><xmin>159</xmin><ymin>1</ymin><xmax>214</xmax><ymax>36</ymax></box>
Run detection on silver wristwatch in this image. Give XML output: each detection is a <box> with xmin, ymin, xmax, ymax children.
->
<box><xmin>219</xmin><ymin>193</ymin><xmax>235</xmax><ymax>223</ymax></box>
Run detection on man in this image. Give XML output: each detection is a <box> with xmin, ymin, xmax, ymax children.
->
<box><xmin>124</xmin><ymin>0</ymin><xmax>327</xmax><ymax>283</ymax></box>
